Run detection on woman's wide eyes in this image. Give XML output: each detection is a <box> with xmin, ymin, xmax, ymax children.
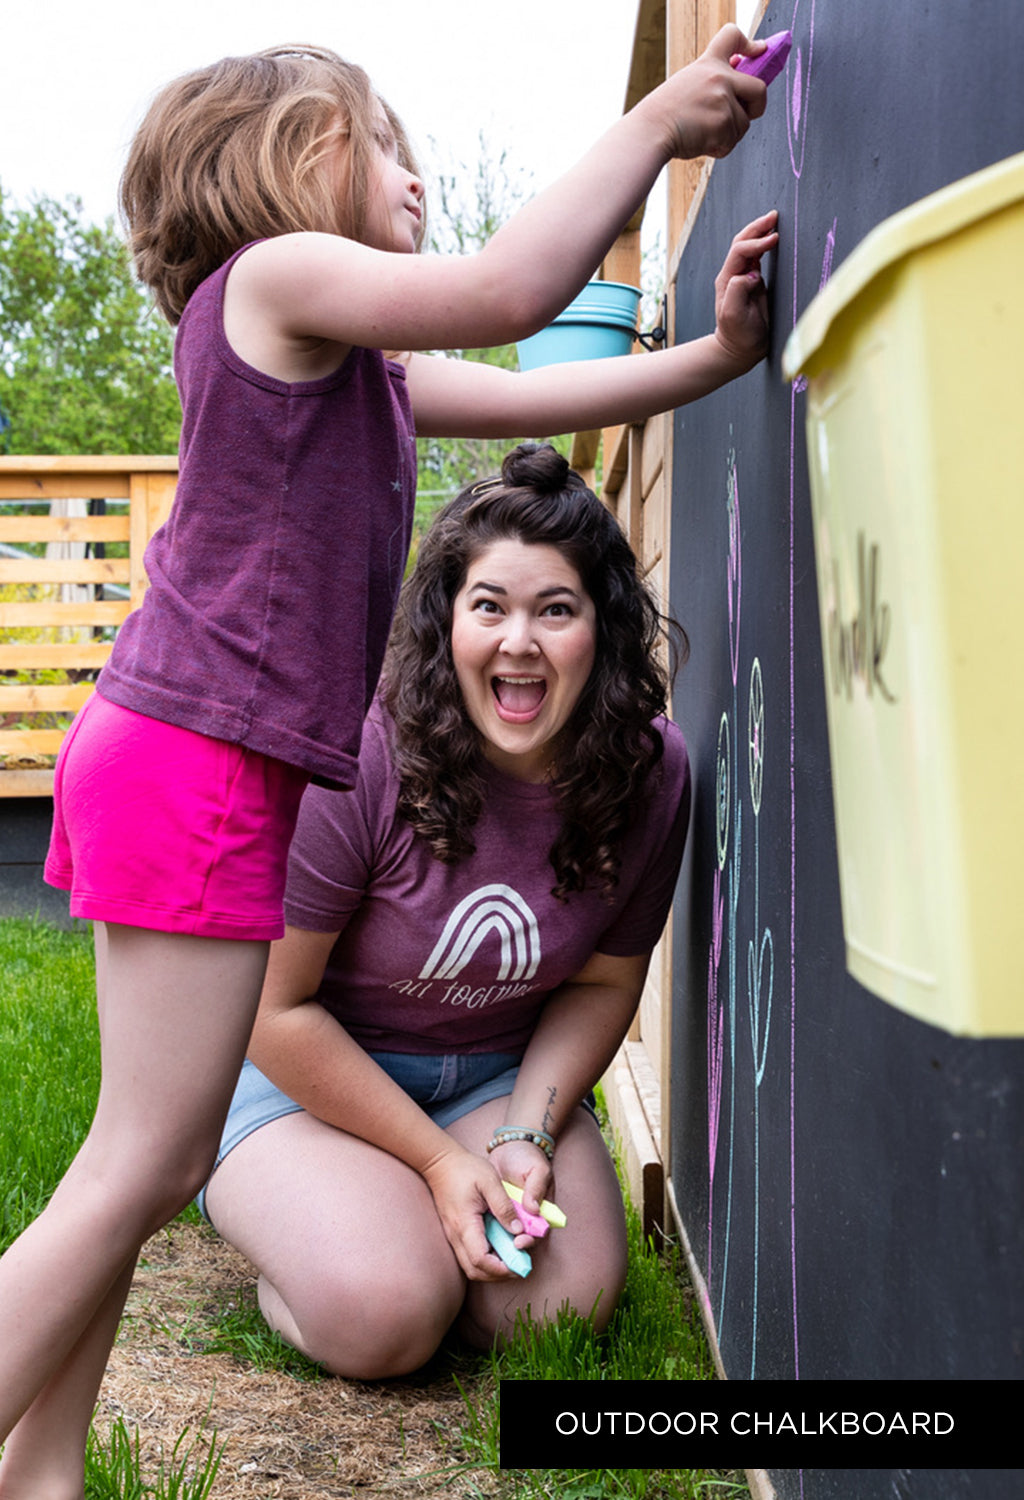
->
<box><xmin>470</xmin><ymin>599</ymin><xmax>573</xmax><ymax>618</ymax></box>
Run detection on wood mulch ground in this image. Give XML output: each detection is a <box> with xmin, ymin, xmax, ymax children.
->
<box><xmin>97</xmin><ymin>1219</ymin><xmax>501</xmax><ymax>1499</ymax></box>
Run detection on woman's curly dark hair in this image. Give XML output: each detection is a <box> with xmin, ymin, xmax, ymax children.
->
<box><xmin>382</xmin><ymin>442</ymin><xmax>688</xmax><ymax>900</ymax></box>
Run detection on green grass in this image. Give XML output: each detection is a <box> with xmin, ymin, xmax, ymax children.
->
<box><xmin>182</xmin><ymin>1286</ymin><xmax>324</xmax><ymax>1382</ymax></box>
<box><xmin>0</xmin><ymin>914</ymin><xmax>744</xmax><ymax>1500</ymax></box>
<box><xmin>84</xmin><ymin>1415</ymin><xmax>225</xmax><ymax>1500</ymax></box>
<box><xmin>494</xmin><ymin>1234</ymin><xmax>713</xmax><ymax>1382</ymax></box>
<box><xmin>0</xmin><ymin>915</ymin><xmax>99</xmax><ymax>1251</ymax></box>
<box><xmin>443</xmin><ymin>1194</ymin><xmax>743</xmax><ymax>1500</ymax></box>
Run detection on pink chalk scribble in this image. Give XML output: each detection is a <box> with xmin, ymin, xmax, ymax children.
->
<box><xmin>727</xmin><ymin>451</ymin><xmax>742</xmax><ymax>688</ymax></box>
<box><xmin>791</xmin><ymin>46</ymin><xmax>803</xmax><ymax>138</ymax></box>
<box><xmin>786</xmin><ymin>0</ymin><xmax>816</xmax><ymax>180</ymax></box>
<box><xmin>820</xmin><ymin>217</ymin><xmax>837</xmax><ymax>285</ymax></box>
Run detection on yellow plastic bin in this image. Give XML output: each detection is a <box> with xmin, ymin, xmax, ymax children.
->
<box><xmin>783</xmin><ymin>151</ymin><xmax>1024</xmax><ymax>1036</ymax></box>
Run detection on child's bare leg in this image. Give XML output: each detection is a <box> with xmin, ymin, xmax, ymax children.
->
<box><xmin>0</xmin><ymin>924</ymin><xmax>268</xmax><ymax>1454</ymax></box>
<box><xmin>0</xmin><ymin>1258</ymin><xmax>135</xmax><ymax>1500</ymax></box>
<box><xmin>0</xmin><ymin>926</ymin><xmax>130</xmax><ymax>1500</ymax></box>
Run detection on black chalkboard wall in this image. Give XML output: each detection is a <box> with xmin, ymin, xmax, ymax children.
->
<box><xmin>669</xmin><ymin>1</ymin><xmax>1023</xmax><ymax>1494</ymax></box>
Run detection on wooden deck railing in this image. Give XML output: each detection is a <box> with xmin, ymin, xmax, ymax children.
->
<box><xmin>0</xmin><ymin>457</ymin><xmax>177</xmax><ymax>796</ymax></box>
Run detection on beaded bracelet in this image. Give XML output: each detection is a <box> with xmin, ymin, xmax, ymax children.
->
<box><xmin>486</xmin><ymin>1126</ymin><xmax>555</xmax><ymax>1161</ymax></box>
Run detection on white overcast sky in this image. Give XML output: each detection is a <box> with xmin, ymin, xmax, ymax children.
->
<box><xmin>0</xmin><ymin>0</ymin><xmax>759</xmax><ymax>235</ymax></box>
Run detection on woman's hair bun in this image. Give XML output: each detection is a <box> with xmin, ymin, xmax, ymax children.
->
<box><xmin>500</xmin><ymin>441</ymin><xmax>571</xmax><ymax>495</ymax></box>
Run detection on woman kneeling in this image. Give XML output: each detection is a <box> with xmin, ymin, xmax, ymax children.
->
<box><xmin>201</xmin><ymin>442</ymin><xmax>691</xmax><ymax>1378</ymax></box>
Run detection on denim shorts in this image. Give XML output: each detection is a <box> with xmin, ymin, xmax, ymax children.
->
<box><xmin>197</xmin><ymin>1050</ymin><xmax>522</xmax><ymax>1220</ymax></box>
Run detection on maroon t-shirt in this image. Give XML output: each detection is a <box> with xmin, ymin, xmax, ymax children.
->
<box><xmin>284</xmin><ymin>703</ymin><xmax>691</xmax><ymax>1055</ymax></box>
<box><xmin>99</xmin><ymin>244</ymin><xmax>417</xmax><ymax>788</ymax></box>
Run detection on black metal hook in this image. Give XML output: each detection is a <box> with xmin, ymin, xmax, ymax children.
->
<box><xmin>631</xmin><ymin>293</ymin><xmax>668</xmax><ymax>351</ymax></box>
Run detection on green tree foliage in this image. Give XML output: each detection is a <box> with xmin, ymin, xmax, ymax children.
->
<box><xmin>0</xmin><ymin>188</ymin><xmax>179</xmax><ymax>455</ymax></box>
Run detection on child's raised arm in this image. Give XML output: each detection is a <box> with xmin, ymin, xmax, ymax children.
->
<box><xmin>225</xmin><ymin>26</ymin><xmax>769</xmax><ymax>373</ymax></box>
<box><xmin>472</xmin><ymin>23</ymin><xmax>769</xmax><ymax>328</ymax></box>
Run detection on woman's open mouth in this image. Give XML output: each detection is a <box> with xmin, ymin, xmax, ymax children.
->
<box><xmin>491</xmin><ymin>675</ymin><xmax>547</xmax><ymax>723</ymax></box>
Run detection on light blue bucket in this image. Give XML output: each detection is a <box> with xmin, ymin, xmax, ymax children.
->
<box><xmin>516</xmin><ymin>280</ymin><xmax>642</xmax><ymax>370</ymax></box>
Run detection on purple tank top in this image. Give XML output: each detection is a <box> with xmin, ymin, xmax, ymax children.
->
<box><xmin>98</xmin><ymin>245</ymin><xmax>417</xmax><ymax>788</ymax></box>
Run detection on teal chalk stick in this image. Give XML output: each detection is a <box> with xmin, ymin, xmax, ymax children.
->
<box><xmin>484</xmin><ymin>1212</ymin><xmax>533</xmax><ymax>1277</ymax></box>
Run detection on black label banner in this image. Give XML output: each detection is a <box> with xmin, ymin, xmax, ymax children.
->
<box><xmin>499</xmin><ymin>1380</ymin><xmax>988</xmax><ymax>1469</ymax></box>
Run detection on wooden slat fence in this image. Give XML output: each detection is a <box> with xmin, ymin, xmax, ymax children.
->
<box><xmin>0</xmin><ymin>457</ymin><xmax>177</xmax><ymax>796</ymax></box>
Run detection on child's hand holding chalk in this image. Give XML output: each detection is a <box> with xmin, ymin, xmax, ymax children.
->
<box><xmin>636</xmin><ymin>25</ymin><xmax>770</xmax><ymax>165</ymax></box>
<box><xmin>733</xmin><ymin>30</ymin><xmax>793</xmax><ymax>87</ymax></box>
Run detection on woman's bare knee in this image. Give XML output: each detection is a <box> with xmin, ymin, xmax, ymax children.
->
<box><xmin>257</xmin><ymin>1254</ymin><xmax>464</xmax><ymax>1379</ymax></box>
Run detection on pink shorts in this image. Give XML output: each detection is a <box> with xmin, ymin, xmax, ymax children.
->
<box><xmin>45</xmin><ymin>693</ymin><xmax>309</xmax><ymax>940</ymax></box>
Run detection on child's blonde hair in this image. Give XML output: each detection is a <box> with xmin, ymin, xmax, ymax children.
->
<box><xmin>120</xmin><ymin>43</ymin><xmax>422</xmax><ymax>323</ymax></box>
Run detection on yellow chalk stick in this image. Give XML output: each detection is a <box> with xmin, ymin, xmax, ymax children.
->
<box><xmin>501</xmin><ymin>1180</ymin><xmax>567</xmax><ymax>1228</ymax></box>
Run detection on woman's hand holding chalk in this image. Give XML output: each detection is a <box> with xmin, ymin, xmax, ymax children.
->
<box><xmin>502</xmin><ymin>1180</ymin><xmax>567</xmax><ymax>1229</ymax></box>
<box><xmin>734</xmin><ymin>31</ymin><xmax>793</xmax><ymax>87</ymax></box>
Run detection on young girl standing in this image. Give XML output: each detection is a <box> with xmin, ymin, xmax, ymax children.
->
<box><xmin>0</xmin><ymin>26</ymin><xmax>776</xmax><ymax>1494</ymax></box>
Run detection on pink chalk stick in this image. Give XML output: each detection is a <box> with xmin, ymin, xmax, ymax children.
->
<box><xmin>735</xmin><ymin>30</ymin><xmax>793</xmax><ymax>87</ymax></box>
<box><xmin>502</xmin><ymin>1180</ymin><xmax>567</xmax><ymax>1228</ymax></box>
<box><xmin>514</xmin><ymin>1204</ymin><xmax>551</xmax><ymax>1239</ymax></box>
